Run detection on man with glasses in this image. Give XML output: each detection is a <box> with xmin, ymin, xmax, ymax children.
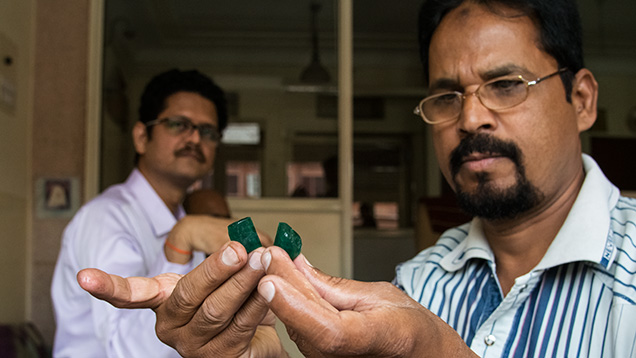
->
<box><xmin>51</xmin><ymin>69</ymin><xmax>255</xmax><ymax>357</ymax></box>
<box><xmin>76</xmin><ymin>0</ymin><xmax>636</xmax><ymax>357</ymax></box>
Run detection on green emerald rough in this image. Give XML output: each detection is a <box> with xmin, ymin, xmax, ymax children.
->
<box><xmin>273</xmin><ymin>222</ymin><xmax>302</xmax><ymax>260</ymax></box>
<box><xmin>228</xmin><ymin>217</ymin><xmax>262</xmax><ymax>253</ymax></box>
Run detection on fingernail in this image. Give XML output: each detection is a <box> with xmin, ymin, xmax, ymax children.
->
<box><xmin>261</xmin><ymin>251</ymin><xmax>272</xmax><ymax>271</ymax></box>
<box><xmin>259</xmin><ymin>281</ymin><xmax>275</xmax><ymax>302</ymax></box>
<box><xmin>249</xmin><ymin>251</ymin><xmax>263</xmax><ymax>270</ymax></box>
<box><xmin>302</xmin><ymin>254</ymin><xmax>313</xmax><ymax>267</ymax></box>
<box><xmin>222</xmin><ymin>246</ymin><xmax>239</xmax><ymax>266</ymax></box>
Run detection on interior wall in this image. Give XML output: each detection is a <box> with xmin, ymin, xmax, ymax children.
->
<box><xmin>29</xmin><ymin>0</ymin><xmax>91</xmax><ymax>345</ymax></box>
<box><xmin>580</xmin><ymin>57</ymin><xmax>636</xmax><ymax>155</ymax></box>
<box><xmin>594</xmin><ymin>73</ymin><xmax>636</xmax><ymax>134</ymax></box>
<box><xmin>0</xmin><ymin>0</ymin><xmax>35</xmax><ymax>324</ymax></box>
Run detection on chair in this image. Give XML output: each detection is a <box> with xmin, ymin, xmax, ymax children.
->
<box><xmin>0</xmin><ymin>322</ymin><xmax>50</xmax><ymax>358</ymax></box>
<box><xmin>415</xmin><ymin>195</ymin><xmax>472</xmax><ymax>252</ymax></box>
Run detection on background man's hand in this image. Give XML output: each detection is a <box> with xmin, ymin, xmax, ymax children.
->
<box><xmin>164</xmin><ymin>215</ymin><xmax>273</xmax><ymax>263</ymax></box>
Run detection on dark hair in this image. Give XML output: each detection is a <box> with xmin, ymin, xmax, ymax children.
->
<box><xmin>138</xmin><ymin>69</ymin><xmax>228</xmax><ymax>133</ymax></box>
<box><xmin>418</xmin><ymin>0</ymin><xmax>583</xmax><ymax>101</ymax></box>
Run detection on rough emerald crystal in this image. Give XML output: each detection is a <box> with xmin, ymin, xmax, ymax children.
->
<box><xmin>273</xmin><ymin>222</ymin><xmax>302</xmax><ymax>260</ymax></box>
<box><xmin>228</xmin><ymin>217</ymin><xmax>262</xmax><ymax>253</ymax></box>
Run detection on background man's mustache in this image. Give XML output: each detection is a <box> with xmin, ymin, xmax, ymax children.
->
<box><xmin>175</xmin><ymin>145</ymin><xmax>205</xmax><ymax>162</ymax></box>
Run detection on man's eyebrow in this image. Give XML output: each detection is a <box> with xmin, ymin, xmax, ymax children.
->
<box><xmin>481</xmin><ymin>64</ymin><xmax>529</xmax><ymax>80</ymax></box>
<box><xmin>428</xmin><ymin>64</ymin><xmax>531</xmax><ymax>91</ymax></box>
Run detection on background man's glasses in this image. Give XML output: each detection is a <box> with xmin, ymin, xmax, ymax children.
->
<box><xmin>414</xmin><ymin>68</ymin><xmax>568</xmax><ymax>124</ymax></box>
<box><xmin>146</xmin><ymin>116</ymin><xmax>221</xmax><ymax>143</ymax></box>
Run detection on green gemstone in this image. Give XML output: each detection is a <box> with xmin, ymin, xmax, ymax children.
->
<box><xmin>228</xmin><ymin>217</ymin><xmax>262</xmax><ymax>253</ymax></box>
<box><xmin>273</xmin><ymin>222</ymin><xmax>302</xmax><ymax>260</ymax></box>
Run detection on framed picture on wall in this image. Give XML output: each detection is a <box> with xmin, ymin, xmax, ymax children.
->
<box><xmin>35</xmin><ymin>177</ymin><xmax>80</xmax><ymax>218</ymax></box>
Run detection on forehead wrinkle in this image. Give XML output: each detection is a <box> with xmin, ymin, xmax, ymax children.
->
<box><xmin>428</xmin><ymin>1</ymin><xmax>550</xmax><ymax>83</ymax></box>
<box><xmin>482</xmin><ymin>64</ymin><xmax>532</xmax><ymax>80</ymax></box>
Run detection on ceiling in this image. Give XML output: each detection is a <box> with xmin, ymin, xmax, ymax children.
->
<box><xmin>104</xmin><ymin>0</ymin><xmax>636</xmax><ymax>76</ymax></box>
<box><xmin>106</xmin><ymin>0</ymin><xmax>420</xmax><ymax>50</ymax></box>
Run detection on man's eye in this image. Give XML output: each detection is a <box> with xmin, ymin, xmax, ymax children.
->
<box><xmin>490</xmin><ymin>79</ymin><xmax>524</xmax><ymax>91</ymax></box>
<box><xmin>433</xmin><ymin>93</ymin><xmax>459</xmax><ymax>105</ymax></box>
<box><xmin>167</xmin><ymin>120</ymin><xmax>188</xmax><ymax>131</ymax></box>
<box><xmin>199</xmin><ymin>126</ymin><xmax>216</xmax><ymax>137</ymax></box>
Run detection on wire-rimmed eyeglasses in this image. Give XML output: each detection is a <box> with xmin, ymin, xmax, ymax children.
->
<box><xmin>414</xmin><ymin>68</ymin><xmax>568</xmax><ymax>124</ymax></box>
<box><xmin>146</xmin><ymin>115</ymin><xmax>221</xmax><ymax>143</ymax></box>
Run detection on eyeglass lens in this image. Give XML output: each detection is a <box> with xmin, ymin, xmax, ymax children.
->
<box><xmin>417</xmin><ymin>68</ymin><xmax>567</xmax><ymax>124</ymax></box>
<box><xmin>421</xmin><ymin>77</ymin><xmax>529</xmax><ymax>123</ymax></box>
<box><xmin>163</xmin><ymin>117</ymin><xmax>220</xmax><ymax>142</ymax></box>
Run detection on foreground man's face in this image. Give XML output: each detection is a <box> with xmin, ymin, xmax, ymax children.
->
<box><xmin>428</xmin><ymin>2</ymin><xmax>583</xmax><ymax>219</ymax></box>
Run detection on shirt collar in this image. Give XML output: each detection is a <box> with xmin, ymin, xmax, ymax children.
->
<box><xmin>440</xmin><ymin>218</ymin><xmax>494</xmax><ymax>271</ymax></box>
<box><xmin>126</xmin><ymin>168</ymin><xmax>185</xmax><ymax>238</ymax></box>
<box><xmin>440</xmin><ymin>154</ymin><xmax>619</xmax><ymax>272</ymax></box>
<box><xmin>535</xmin><ymin>154</ymin><xmax>619</xmax><ymax>269</ymax></box>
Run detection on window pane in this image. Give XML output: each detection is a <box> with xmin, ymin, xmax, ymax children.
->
<box><xmin>226</xmin><ymin>161</ymin><xmax>261</xmax><ymax>198</ymax></box>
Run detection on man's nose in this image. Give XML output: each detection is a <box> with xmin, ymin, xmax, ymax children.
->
<box><xmin>456</xmin><ymin>92</ymin><xmax>497</xmax><ymax>134</ymax></box>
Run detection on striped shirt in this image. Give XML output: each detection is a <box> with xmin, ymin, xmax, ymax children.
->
<box><xmin>395</xmin><ymin>155</ymin><xmax>636</xmax><ymax>357</ymax></box>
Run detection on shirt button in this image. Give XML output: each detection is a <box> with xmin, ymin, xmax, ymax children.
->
<box><xmin>484</xmin><ymin>335</ymin><xmax>496</xmax><ymax>346</ymax></box>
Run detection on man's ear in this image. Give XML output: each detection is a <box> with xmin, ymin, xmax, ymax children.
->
<box><xmin>132</xmin><ymin>122</ymin><xmax>148</xmax><ymax>155</ymax></box>
<box><xmin>571</xmin><ymin>68</ymin><xmax>599</xmax><ymax>133</ymax></box>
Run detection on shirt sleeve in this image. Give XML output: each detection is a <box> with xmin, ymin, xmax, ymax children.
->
<box><xmin>58</xmin><ymin>200</ymin><xmax>184</xmax><ymax>358</ymax></box>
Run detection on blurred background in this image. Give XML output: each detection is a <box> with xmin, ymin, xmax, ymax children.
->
<box><xmin>0</xmin><ymin>0</ymin><xmax>634</xmax><ymax>355</ymax></box>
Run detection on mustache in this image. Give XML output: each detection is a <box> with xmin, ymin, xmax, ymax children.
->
<box><xmin>175</xmin><ymin>144</ymin><xmax>205</xmax><ymax>163</ymax></box>
<box><xmin>450</xmin><ymin>134</ymin><xmax>522</xmax><ymax>177</ymax></box>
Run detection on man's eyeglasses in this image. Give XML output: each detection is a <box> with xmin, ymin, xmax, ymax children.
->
<box><xmin>146</xmin><ymin>116</ymin><xmax>221</xmax><ymax>143</ymax></box>
<box><xmin>414</xmin><ymin>68</ymin><xmax>568</xmax><ymax>124</ymax></box>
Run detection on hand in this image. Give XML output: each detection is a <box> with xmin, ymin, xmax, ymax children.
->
<box><xmin>78</xmin><ymin>242</ymin><xmax>287</xmax><ymax>358</ymax></box>
<box><xmin>164</xmin><ymin>215</ymin><xmax>273</xmax><ymax>264</ymax></box>
<box><xmin>257</xmin><ymin>246</ymin><xmax>477</xmax><ymax>358</ymax></box>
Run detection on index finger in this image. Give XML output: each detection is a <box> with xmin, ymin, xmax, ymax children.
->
<box><xmin>160</xmin><ymin>241</ymin><xmax>251</xmax><ymax>325</ymax></box>
<box><xmin>156</xmin><ymin>243</ymin><xmax>271</xmax><ymax>355</ymax></box>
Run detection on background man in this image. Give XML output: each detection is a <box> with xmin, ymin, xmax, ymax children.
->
<box><xmin>51</xmin><ymin>69</ymin><xmax>234</xmax><ymax>357</ymax></box>
<box><xmin>75</xmin><ymin>0</ymin><xmax>636</xmax><ymax>357</ymax></box>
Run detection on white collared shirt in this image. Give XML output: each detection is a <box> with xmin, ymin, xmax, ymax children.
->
<box><xmin>51</xmin><ymin>169</ymin><xmax>205</xmax><ymax>358</ymax></box>
<box><xmin>395</xmin><ymin>155</ymin><xmax>636</xmax><ymax>357</ymax></box>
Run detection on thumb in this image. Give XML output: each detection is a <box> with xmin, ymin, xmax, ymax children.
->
<box><xmin>257</xmin><ymin>275</ymin><xmax>350</xmax><ymax>354</ymax></box>
<box><xmin>257</xmin><ymin>260</ymin><xmax>377</xmax><ymax>355</ymax></box>
<box><xmin>293</xmin><ymin>255</ymin><xmax>366</xmax><ymax>311</ymax></box>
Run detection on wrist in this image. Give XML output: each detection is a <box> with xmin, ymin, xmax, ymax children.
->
<box><xmin>164</xmin><ymin>240</ymin><xmax>193</xmax><ymax>264</ymax></box>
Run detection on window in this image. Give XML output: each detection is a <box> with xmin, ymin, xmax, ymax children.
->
<box><xmin>287</xmin><ymin>162</ymin><xmax>326</xmax><ymax>197</ymax></box>
<box><xmin>226</xmin><ymin>161</ymin><xmax>261</xmax><ymax>198</ymax></box>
